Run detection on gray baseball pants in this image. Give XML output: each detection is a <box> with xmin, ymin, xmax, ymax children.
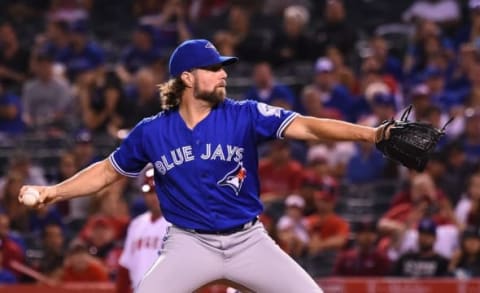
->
<box><xmin>135</xmin><ymin>221</ymin><xmax>323</xmax><ymax>293</ymax></box>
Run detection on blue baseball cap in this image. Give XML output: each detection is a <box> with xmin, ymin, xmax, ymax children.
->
<box><xmin>418</xmin><ymin>218</ymin><xmax>437</xmax><ymax>235</ymax></box>
<box><xmin>168</xmin><ymin>39</ymin><xmax>238</xmax><ymax>77</ymax></box>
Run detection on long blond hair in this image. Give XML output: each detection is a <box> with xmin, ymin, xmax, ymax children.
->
<box><xmin>157</xmin><ymin>78</ymin><xmax>186</xmax><ymax>110</ymax></box>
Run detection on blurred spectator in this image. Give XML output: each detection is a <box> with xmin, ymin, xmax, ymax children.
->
<box><xmin>455</xmin><ymin>173</ymin><xmax>480</xmax><ymax>228</ymax></box>
<box><xmin>449</xmin><ymin>225</ymin><xmax>480</xmax><ymax>278</ymax></box>
<box><xmin>404</xmin><ymin>20</ymin><xmax>453</xmax><ymax>77</ymax></box>
<box><xmin>304</xmin><ymin>190</ymin><xmax>349</xmax><ymax>277</ymax></box>
<box><xmin>259</xmin><ymin>140</ymin><xmax>304</xmax><ymax>206</ymax></box>
<box><xmin>300</xmin><ymin>85</ymin><xmax>342</xmax><ymax>119</ymax></box>
<box><xmin>79</xmin><ymin>216</ymin><xmax>120</xmax><ymax>278</ymax></box>
<box><xmin>304</xmin><ymin>145</ymin><xmax>343</xmax><ymax>191</ymax></box>
<box><xmin>139</xmin><ymin>0</ymin><xmax>192</xmax><ymax>50</ymax></box>
<box><xmin>29</xmin><ymin>223</ymin><xmax>65</xmax><ymax>279</ymax></box>
<box><xmin>0</xmin><ymin>243</ymin><xmax>16</xmax><ymax>284</ymax></box>
<box><xmin>276</xmin><ymin>194</ymin><xmax>309</xmax><ymax>260</ymax></box>
<box><xmin>454</xmin><ymin>0</ymin><xmax>480</xmax><ymax>48</ymax></box>
<box><xmin>334</xmin><ymin>220</ymin><xmax>391</xmax><ymax>276</ymax></box>
<box><xmin>388</xmin><ymin>172</ymin><xmax>445</xmax><ymax>208</ymax></box>
<box><xmin>0</xmin><ymin>172</ymin><xmax>29</xmax><ymax>234</ymax></box>
<box><xmin>0</xmin><ymin>81</ymin><xmax>24</xmax><ymax>136</ymax></box>
<box><xmin>59</xmin><ymin>21</ymin><xmax>105</xmax><ymax>82</ymax></box>
<box><xmin>117</xmin><ymin>167</ymin><xmax>170</xmax><ymax>293</ymax></box>
<box><xmin>123</xmin><ymin>68</ymin><xmax>165</xmax><ymax>129</ymax></box>
<box><xmin>22</xmin><ymin>52</ymin><xmax>73</xmax><ymax>134</ymax></box>
<box><xmin>77</xmin><ymin>66</ymin><xmax>127</xmax><ymax>135</ymax></box>
<box><xmin>310</xmin><ymin>57</ymin><xmax>353</xmax><ymax>120</ymax></box>
<box><xmin>213</xmin><ymin>4</ymin><xmax>270</xmax><ymax>62</ymax></box>
<box><xmin>345</xmin><ymin>140</ymin><xmax>387</xmax><ymax>184</ymax></box>
<box><xmin>188</xmin><ymin>0</ymin><xmax>229</xmax><ymax>23</ymax></box>
<box><xmin>244</xmin><ymin>61</ymin><xmax>297</xmax><ymax>110</ymax></box>
<box><xmin>325</xmin><ymin>46</ymin><xmax>356</xmax><ymax>93</ymax></box>
<box><xmin>116</xmin><ymin>25</ymin><xmax>161</xmax><ymax>85</ymax></box>
<box><xmin>0</xmin><ymin>22</ymin><xmax>30</xmax><ymax>93</ymax></box>
<box><xmin>393</xmin><ymin>218</ymin><xmax>450</xmax><ymax>277</ymax></box>
<box><xmin>445</xmin><ymin>142</ymin><xmax>479</xmax><ymax>204</ymax></box>
<box><xmin>458</xmin><ymin>109</ymin><xmax>480</xmax><ymax>162</ymax></box>
<box><xmin>424</xmin><ymin>152</ymin><xmax>458</xmax><ymax>203</ymax></box>
<box><xmin>270</xmin><ymin>5</ymin><xmax>317</xmax><ymax>65</ymax></box>
<box><xmin>0</xmin><ymin>214</ymin><xmax>25</xmax><ymax>278</ymax></box>
<box><xmin>34</xmin><ymin>20</ymin><xmax>71</xmax><ymax>63</ymax></box>
<box><xmin>28</xmin><ymin>206</ymin><xmax>65</xmax><ymax>238</ymax></box>
<box><xmin>61</xmin><ymin>243</ymin><xmax>109</xmax><ymax>282</ymax></box>
<box><xmin>313</xmin><ymin>0</ymin><xmax>357</xmax><ymax>57</ymax></box>
<box><xmin>369</xmin><ymin>35</ymin><xmax>404</xmax><ymax>82</ymax></box>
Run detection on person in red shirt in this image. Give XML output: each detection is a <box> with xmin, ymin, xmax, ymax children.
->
<box><xmin>304</xmin><ymin>190</ymin><xmax>349</xmax><ymax>277</ymax></box>
<box><xmin>0</xmin><ymin>214</ymin><xmax>24</xmax><ymax>278</ymax></box>
<box><xmin>61</xmin><ymin>243</ymin><xmax>109</xmax><ymax>282</ymax></box>
<box><xmin>334</xmin><ymin>220</ymin><xmax>391</xmax><ymax>276</ymax></box>
<box><xmin>259</xmin><ymin>140</ymin><xmax>304</xmax><ymax>203</ymax></box>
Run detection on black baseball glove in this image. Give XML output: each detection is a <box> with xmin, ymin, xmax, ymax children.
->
<box><xmin>375</xmin><ymin>105</ymin><xmax>452</xmax><ymax>172</ymax></box>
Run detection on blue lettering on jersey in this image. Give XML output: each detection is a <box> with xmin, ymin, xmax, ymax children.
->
<box><xmin>109</xmin><ymin>99</ymin><xmax>298</xmax><ymax>231</ymax></box>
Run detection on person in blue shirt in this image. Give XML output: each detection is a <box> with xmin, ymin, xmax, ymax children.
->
<box><xmin>243</xmin><ymin>61</ymin><xmax>297</xmax><ymax>110</ymax></box>
<box><xmin>0</xmin><ymin>82</ymin><xmax>24</xmax><ymax>135</ymax></box>
<box><xmin>19</xmin><ymin>39</ymin><xmax>391</xmax><ymax>293</ymax></box>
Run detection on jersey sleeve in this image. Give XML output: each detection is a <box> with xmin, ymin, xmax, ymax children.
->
<box><xmin>109</xmin><ymin>120</ymin><xmax>149</xmax><ymax>177</ymax></box>
<box><xmin>247</xmin><ymin>100</ymin><xmax>299</xmax><ymax>141</ymax></box>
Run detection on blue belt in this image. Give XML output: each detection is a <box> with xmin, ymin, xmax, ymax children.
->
<box><xmin>186</xmin><ymin>217</ymin><xmax>258</xmax><ymax>235</ymax></box>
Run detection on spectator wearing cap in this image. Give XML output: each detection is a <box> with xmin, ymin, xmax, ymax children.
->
<box><xmin>392</xmin><ymin>218</ymin><xmax>449</xmax><ymax>277</ymax></box>
<box><xmin>244</xmin><ymin>61</ymin><xmax>297</xmax><ymax>111</ymax></box>
<box><xmin>422</xmin><ymin>66</ymin><xmax>465</xmax><ymax>111</ymax></box>
<box><xmin>0</xmin><ymin>80</ymin><xmax>24</xmax><ymax>136</ymax></box>
<box><xmin>61</xmin><ymin>243</ymin><xmax>109</xmax><ymax>282</ymax></box>
<box><xmin>310</xmin><ymin>57</ymin><xmax>354</xmax><ymax>121</ymax></box>
<box><xmin>116</xmin><ymin>24</ymin><xmax>163</xmax><ymax>85</ymax></box>
<box><xmin>334</xmin><ymin>220</ymin><xmax>391</xmax><ymax>276</ymax></box>
<box><xmin>117</xmin><ymin>167</ymin><xmax>170</xmax><ymax>292</ymax></box>
<box><xmin>270</xmin><ymin>5</ymin><xmax>317</xmax><ymax>65</ymax></box>
<box><xmin>304</xmin><ymin>190</ymin><xmax>349</xmax><ymax>277</ymax></box>
<box><xmin>59</xmin><ymin>20</ymin><xmax>105</xmax><ymax>82</ymax></box>
<box><xmin>276</xmin><ymin>194</ymin><xmax>309</xmax><ymax>259</ymax></box>
<box><xmin>22</xmin><ymin>52</ymin><xmax>73</xmax><ymax>134</ymax></box>
<box><xmin>449</xmin><ymin>225</ymin><xmax>480</xmax><ymax>278</ymax></box>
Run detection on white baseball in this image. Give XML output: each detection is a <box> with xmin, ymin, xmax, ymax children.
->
<box><xmin>22</xmin><ymin>188</ymin><xmax>40</xmax><ymax>206</ymax></box>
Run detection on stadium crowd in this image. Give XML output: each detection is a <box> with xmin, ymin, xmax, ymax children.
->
<box><xmin>1</xmin><ymin>0</ymin><xmax>480</xmax><ymax>289</ymax></box>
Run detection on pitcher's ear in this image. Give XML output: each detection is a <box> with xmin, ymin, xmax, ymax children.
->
<box><xmin>180</xmin><ymin>71</ymin><xmax>193</xmax><ymax>88</ymax></box>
